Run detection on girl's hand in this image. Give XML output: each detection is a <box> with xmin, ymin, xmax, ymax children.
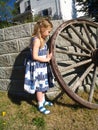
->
<box><xmin>46</xmin><ymin>52</ymin><xmax>52</xmax><ymax>62</ymax></box>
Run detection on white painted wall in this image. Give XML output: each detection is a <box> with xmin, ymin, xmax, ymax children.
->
<box><xmin>18</xmin><ymin>0</ymin><xmax>83</xmax><ymax>20</ymax></box>
<box><xmin>30</xmin><ymin>0</ymin><xmax>61</xmax><ymax>19</ymax></box>
<box><xmin>19</xmin><ymin>0</ymin><xmax>28</xmax><ymax>13</ymax></box>
<box><xmin>60</xmin><ymin>0</ymin><xmax>76</xmax><ymax>20</ymax></box>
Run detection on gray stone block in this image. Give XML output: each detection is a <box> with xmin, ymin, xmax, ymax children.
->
<box><xmin>4</xmin><ymin>23</ymin><xmax>32</xmax><ymax>41</ymax></box>
<box><xmin>0</xmin><ymin>40</ymin><xmax>18</xmax><ymax>54</ymax></box>
<box><xmin>0</xmin><ymin>66</ymin><xmax>25</xmax><ymax>80</ymax></box>
<box><xmin>0</xmin><ymin>52</ymin><xmax>28</xmax><ymax>67</ymax></box>
<box><xmin>0</xmin><ymin>29</ymin><xmax>4</xmax><ymax>42</ymax></box>
<box><xmin>17</xmin><ymin>37</ymin><xmax>31</xmax><ymax>51</ymax></box>
<box><xmin>0</xmin><ymin>79</ymin><xmax>10</xmax><ymax>91</ymax></box>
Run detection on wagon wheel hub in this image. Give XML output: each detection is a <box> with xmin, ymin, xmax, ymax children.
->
<box><xmin>92</xmin><ymin>48</ymin><xmax>98</xmax><ymax>66</ymax></box>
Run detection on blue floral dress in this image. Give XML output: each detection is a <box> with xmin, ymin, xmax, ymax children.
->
<box><xmin>24</xmin><ymin>37</ymin><xmax>50</xmax><ymax>94</ymax></box>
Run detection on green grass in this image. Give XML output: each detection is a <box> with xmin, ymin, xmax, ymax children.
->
<box><xmin>0</xmin><ymin>91</ymin><xmax>98</xmax><ymax>130</ymax></box>
<box><xmin>32</xmin><ymin>116</ymin><xmax>46</xmax><ymax>129</ymax></box>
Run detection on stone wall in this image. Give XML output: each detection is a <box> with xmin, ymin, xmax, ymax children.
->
<box><xmin>0</xmin><ymin>20</ymin><xmax>63</xmax><ymax>97</ymax></box>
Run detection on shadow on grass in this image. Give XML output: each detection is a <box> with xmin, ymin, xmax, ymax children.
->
<box><xmin>52</xmin><ymin>90</ymin><xmax>84</xmax><ymax>109</ymax></box>
<box><xmin>8</xmin><ymin>92</ymin><xmax>37</xmax><ymax>108</ymax></box>
<box><xmin>55</xmin><ymin>100</ymin><xmax>84</xmax><ymax>110</ymax></box>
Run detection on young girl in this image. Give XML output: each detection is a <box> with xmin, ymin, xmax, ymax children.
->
<box><xmin>24</xmin><ymin>18</ymin><xmax>54</xmax><ymax>114</ymax></box>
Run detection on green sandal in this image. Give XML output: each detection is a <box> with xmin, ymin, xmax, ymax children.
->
<box><xmin>38</xmin><ymin>106</ymin><xmax>50</xmax><ymax>114</ymax></box>
<box><xmin>43</xmin><ymin>101</ymin><xmax>53</xmax><ymax>106</ymax></box>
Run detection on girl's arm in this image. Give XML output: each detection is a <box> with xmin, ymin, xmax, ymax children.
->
<box><xmin>32</xmin><ymin>38</ymin><xmax>52</xmax><ymax>62</ymax></box>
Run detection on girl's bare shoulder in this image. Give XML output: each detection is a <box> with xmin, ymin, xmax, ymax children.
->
<box><xmin>31</xmin><ymin>36</ymin><xmax>40</xmax><ymax>43</ymax></box>
<box><xmin>31</xmin><ymin>37</ymin><xmax>40</xmax><ymax>47</ymax></box>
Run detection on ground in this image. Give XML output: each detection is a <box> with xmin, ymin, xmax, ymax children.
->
<box><xmin>0</xmin><ymin>91</ymin><xmax>98</xmax><ymax>130</ymax></box>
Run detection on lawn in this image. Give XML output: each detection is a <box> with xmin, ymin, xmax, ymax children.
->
<box><xmin>0</xmin><ymin>91</ymin><xmax>98</xmax><ymax>130</ymax></box>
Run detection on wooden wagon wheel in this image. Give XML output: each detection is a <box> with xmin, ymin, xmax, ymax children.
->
<box><xmin>50</xmin><ymin>19</ymin><xmax>98</xmax><ymax>109</ymax></box>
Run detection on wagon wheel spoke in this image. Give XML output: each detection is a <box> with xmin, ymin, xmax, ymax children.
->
<box><xmin>88</xmin><ymin>66</ymin><xmax>97</xmax><ymax>102</ymax></box>
<box><xmin>96</xmin><ymin>28</ymin><xmax>98</xmax><ymax>48</ymax></box>
<box><xmin>60</xmin><ymin>59</ymin><xmax>92</xmax><ymax>74</ymax></box>
<box><xmin>70</xmin><ymin>24</ymin><xmax>94</xmax><ymax>51</ymax></box>
<box><xmin>60</xmin><ymin>33</ymin><xmax>91</xmax><ymax>53</ymax></box>
<box><xmin>56</xmin><ymin>48</ymin><xmax>91</xmax><ymax>57</ymax></box>
<box><xmin>83</xmin><ymin>23</ymin><xmax>95</xmax><ymax>49</ymax></box>
<box><xmin>71</xmin><ymin>63</ymin><xmax>94</xmax><ymax>92</ymax></box>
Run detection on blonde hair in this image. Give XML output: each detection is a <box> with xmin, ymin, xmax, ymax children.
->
<box><xmin>32</xmin><ymin>18</ymin><xmax>53</xmax><ymax>48</ymax></box>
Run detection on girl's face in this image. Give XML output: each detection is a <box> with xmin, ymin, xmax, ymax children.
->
<box><xmin>40</xmin><ymin>27</ymin><xmax>52</xmax><ymax>39</ymax></box>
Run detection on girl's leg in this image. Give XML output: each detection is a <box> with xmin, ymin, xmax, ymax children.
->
<box><xmin>36</xmin><ymin>91</ymin><xmax>50</xmax><ymax>114</ymax></box>
<box><xmin>42</xmin><ymin>93</ymin><xmax>53</xmax><ymax>106</ymax></box>
<box><xmin>36</xmin><ymin>91</ymin><xmax>43</xmax><ymax>103</ymax></box>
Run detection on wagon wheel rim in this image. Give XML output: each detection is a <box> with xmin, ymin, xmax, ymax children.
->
<box><xmin>50</xmin><ymin>19</ymin><xmax>98</xmax><ymax>109</ymax></box>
